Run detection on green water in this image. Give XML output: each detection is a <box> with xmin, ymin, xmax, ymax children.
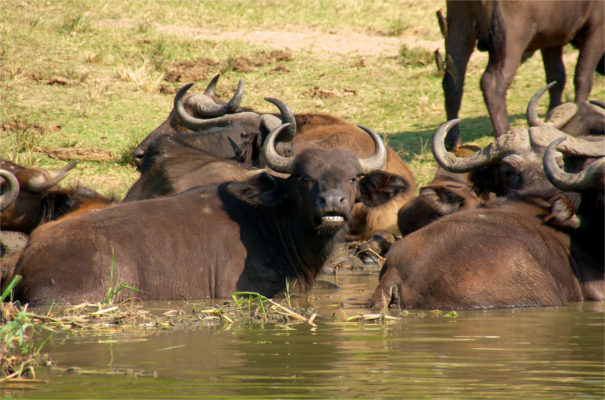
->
<box><xmin>3</xmin><ymin>272</ymin><xmax>603</xmax><ymax>399</ymax></box>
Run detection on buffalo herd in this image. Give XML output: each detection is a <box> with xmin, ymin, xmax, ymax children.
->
<box><xmin>1</xmin><ymin>3</ymin><xmax>604</xmax><ymax>310</ymax></box>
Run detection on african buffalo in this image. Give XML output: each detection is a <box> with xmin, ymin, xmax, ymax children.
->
<box><xmin>0</xmin><ymin>161</ymin><xmax>114</xmax><ymax>234</ymax></box>
<box><xmin>371</xmin><ymin>134</ymin><xmax>604</xmax><ymax>310</ymax></box>
<box><xmin>12</xmin><ymin>123</ymin><xmax>410</xmax><ymax>305</ymax></box>
<box><xmin>124</xmin><ymin>141</ymin><xmax>267</xmax><ymax>202</ymax></box>
<box><xmin>432</xmin><ymin>119</ymin><xmax>604</xmax><ymax>197</ymax></box>
<box><xmin>131</xmin><ymin>75</ymin><xmax>351</xmax><ymax>169</ymax></box>
<box><xmin>126</xmin><ymin>93</ymin><xmax>416</xmax><ymax>240</ymax></box>
<box><xmin>543</xmin><ymin>136</ymin><xmax>604</xmax><ymax>238</ymax></box>
<box><xmin>132</xmin><ymin>74</ymin><xmax>251</xmax><ymax>168</ymax></box>
<box><xmin>441</xmin><ymin>0</ymin><xmax>604</xmax><ymax>148</ymax></box>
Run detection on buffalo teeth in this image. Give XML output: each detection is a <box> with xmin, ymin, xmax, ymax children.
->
<box><xmin>322</xmin><ymin>215</ymin><xmax>344</xmax><ymax>222</ymax></box>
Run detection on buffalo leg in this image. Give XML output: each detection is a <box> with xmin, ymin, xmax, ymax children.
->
<box><xmin>480</xmin><ymin>32</ymin><xmax>528</xmax><ymax>138</ymax></box>
<box><xmin>541</xmin><ymin>47</ymin><xmax>566</xmax><ymax>112</ymax></box>
<box><xmin>573</xmin><ymin>28</ymin><xmax>605</xmax><ymax>104</ymax></box>
<box><xmin>442</xmin><ymin>1</ymin><xmax>476</xmax><ymax>149</ymax></box>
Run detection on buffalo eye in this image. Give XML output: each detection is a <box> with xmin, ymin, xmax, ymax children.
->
<box><xmin>349</xmin><ymin>177</ymin><xmax>357</xmax><ymax>184</ymax></box>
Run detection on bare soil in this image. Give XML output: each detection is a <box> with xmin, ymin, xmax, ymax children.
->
<box><xmin>40</xmin><ymin>147</ymin><xmax>114</xmax><ymax>162</ymax></box>
<box><xmin>99</xmin><ymin>19</ymin><xmax>442</xmax><ymax>58</ymax></box>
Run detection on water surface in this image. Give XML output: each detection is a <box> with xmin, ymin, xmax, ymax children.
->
<box><xmin>4</xmin><ymin>271</ymin><xmax>604</xmax><ymax>399</ymax></box>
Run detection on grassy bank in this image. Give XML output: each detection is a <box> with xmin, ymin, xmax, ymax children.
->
<box><xmin>2</xmin><ymin>0</ymin><xmax>603</xmax><ymax>196</ymax></box>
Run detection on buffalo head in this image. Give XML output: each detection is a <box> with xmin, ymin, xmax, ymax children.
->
<box><xmin>1</xmin><ymin>162</ymin><xmax>78</xmax><ymax>233</ymax></box>
<box><xmin>432</xmin><ymin>119</ymin><xmax>603</xmax><ymax>196</ymax></box>
<box><xmin>131</xmin><ymin>74</ymin><xmax>292</xmax><ymax>169</ymax></box>
<box><xmin>230</xmin><ymin>121</ymin><xmax>409</xmax><ymax>234</ymax></box>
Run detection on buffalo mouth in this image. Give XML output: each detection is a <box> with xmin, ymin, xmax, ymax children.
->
<box><xmin>315</xmin><ymin>211</ymin><xmax>349</xmax><ymax>229</ymax></box>
<box><xmin>321</xmin><ymin>214</ymin><xmax>345</xmax><ymax>223</ymax></box>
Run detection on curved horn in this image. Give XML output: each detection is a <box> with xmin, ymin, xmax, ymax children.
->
<box><xmin>432</xmin><ymin>119</ymin><xmax>509</xmax><ymax>173</ymax></box>
<box><xmin>225</xmin><ymin>79</ymin><xmax>244</xmax><ymax>114</ymax></box>
<box><xmin>0</xmin><ymin>169</ymin><xmax>20</xmax><ymax>211</ymax></box>
<box><xmin>262</xmin><ymin>123</ymin><xmax>297</xmax><ymax>174</ymax></box>
<box><xmin>529</xmin><ymin>126</ymin><xmax>605</xmax><ymax>157</ymax></box>
<box><xmin>203</xmin><ymin>73</ymin><xmax>220</xmax><ymax>96</ymax></box>
<box><xmin>174</xmin><ymin>80</ymin><xmax>245</xmax><ymax>126</ymax></box>
<box><xmin>357</xmin><ymin>125</ymin><xmax>387</xmax><ymax>175</ymax></box>
<box><xmin>544</xmin><ymin>137</ymin><xmax>604</xmax><ymax>191</ymax></box>
<box><xmin>25</xmin><ymin>161</ymin><xmax>78</xmax><ymax>193</ymax></box>
<box><xmin>264</xmin><ymin>97</ymin><xmax>296</xmax><ymax>142</ymax></box>
<box><xmin>527</xmin><ymin>82</ymin><xmax>556</xmax><ymax>127</ymax></box>
<box><xmin>527</xmin><ymin>82</ymin><xmax>578</xmax><ymax>128</ymax></box>
<box><xmin>194</xmin><ymin>78</ymin><xmax>244</xmax><ymax>117</ymax></box>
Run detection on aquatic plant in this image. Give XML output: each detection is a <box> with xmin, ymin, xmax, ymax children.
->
<box><xmin>103</xmin><ymin>249</ymin><xmax>144</xmax><ymax>305</ymax></box>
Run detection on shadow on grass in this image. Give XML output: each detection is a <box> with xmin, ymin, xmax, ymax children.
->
<box><xmin>385</xmin><ymin>113</ymin><xmax>527</xmax><ymax>162</ymax></box>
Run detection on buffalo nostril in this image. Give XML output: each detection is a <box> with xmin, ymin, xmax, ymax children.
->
<box><xmin>319</xmin><ymin>192</ymin><xmax>347</xmax><ymax>208</ymax></box>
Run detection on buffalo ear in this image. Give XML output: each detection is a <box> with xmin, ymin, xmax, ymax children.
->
<box><xmin>358</xmin><ymin>171</ymin><xmax>411</xmax><ymax>207</ymax></box>
<box><xmin>544</xmin><ymin>192</ymin><xmax>582</xmax><ymax>229</ymax></box>
<box><xmin>41</xmin><ymin>192</ymin><xmax>77</xmax><ymax>222</ymax></box>
<box><xmin>227</xmin><ymin>172</ymin><xmax>288</xmax><ymax>206</ymax></box>
<box><xmin>419</xmin><ymin>184</ymin><xmax>473</xmax><ymax>215</ymax></box>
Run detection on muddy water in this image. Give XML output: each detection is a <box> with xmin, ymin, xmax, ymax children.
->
<box><xmin>7</xmin><ymin>271</ymin><xmax>604</xmax><ymax>399</ymax></box>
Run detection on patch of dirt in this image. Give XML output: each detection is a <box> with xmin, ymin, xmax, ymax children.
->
<box><xmin>40</xmin><ymin>147</ymin><xmax>113</xmax><ymax>162</ymax></box>
<box><xmin>155</xmin><ymin>24</ymin><xmax>440</xmax><ymax>58</ymax></box>
<box><xmin>0</xmin><ymin>122</ymin><xmax>61</xmax><ymax>135</ymax></box>
<box><xmin>267</xmin><ymin>64</ymin><xmax>291</xmax><ymax>75</ymax></box>
<box><xmin>232</xmin><ymin>55</ymin><xmax>254</xmax><ymax>73</ymax></box>
<box><xmin>97</xmin><ymin>19</ymin><xmax>441</xmax><ymax>59</ymax></box>
<box><xmin>164</xmin><ymin>57</ymin><xmax>219</xmax><ymax>83</ymax></box>
<box><xmin>158</xmin><ymin>84</ymin><xmax>178</xmax><ymax>95</ymax></box>
<box><xmin>256</xmin><ymin>49</ymin><xmax>295</xmax><ymax>63</ymax></box>
<box><xmin>303</xmin><ymin>86</ymin><xmax>357</xmax><ymax>99</ymax></box>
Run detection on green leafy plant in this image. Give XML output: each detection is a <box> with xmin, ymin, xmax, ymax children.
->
<box><xmin>103</xmin><ymin>249</ymin><xmax>144</xmax><ymax>305</ymax></box>
<box><xmin>284</xmin><ymin>277</ymin><xmax>294</xmax><ymax>308</ymax></box>
<box><xmin>1</xmin><ymin>305</ymin><xmax>55</xmax><ymax>380</ymax></box>
<box><xmin>1</xmin><ymin>275</ymin><xmax>22</xmax><ymax>303</ymax></box>
<box><xmin>232</xmin><ymin>291</ymin><xmax>308</xmax><ymax>323</ymax></box>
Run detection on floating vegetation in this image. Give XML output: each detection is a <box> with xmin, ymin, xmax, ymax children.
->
<box><xmin>0</xmin><ymin>292</ymin><xmax>318</xmax><ymax>381</ymax></box>
<box><xmin>346</xmin><ymin>313</ymin><xmax>400</xmax><ymax>323</ymax></box>
<box><xmin>1</xmin><ymin>287</ymin><xmax>461</xmax><ymax>383</ymax></box>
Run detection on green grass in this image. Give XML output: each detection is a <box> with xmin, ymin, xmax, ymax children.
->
<box><xmin>1</xmin><ymin>0</ymin><xmax>603</xmax><ymax>196</ymax></box>
<box><xmin>1</xmin><ymin>275</ymin><xmax>22</xmax><ymax>303</ymax></box>
<box><xmin>103</xmin><ymin>249</ymin><xmax>143</xmax><ymax>305</ymax></box>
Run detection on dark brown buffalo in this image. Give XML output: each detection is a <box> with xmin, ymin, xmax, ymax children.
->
<box><xmin>124</xmin><ymin>141</ymin><xmax>267</xmax><ymax>202</ymax></box>
<box><xmin>371</xmin><ymin>138</ymin><xmax>604</xmax><ymax>310</ymax></box>
<box><xmin>543</xmin><ymin>137</ymin><xmax>604</xmax><ymax>238</ymax></box>
<box><xmin>131</xmin><ymin>75</ymin><xmax>305</xmax><ymax>170</ymax></box>
<box><xmin>132</xmin><ymin>74</ymin><xmax>252</xmax><ymax>167</ymax></box>
<box><xmin>0</xmin><ymin>161</ymin><xmax>114</xmax><ymax>234</ymax></box>
<box><xmin>372</xmin><ymin>191</ymin><xmax>603</xmax><ymax>310</ymax></box>
<box><xmin>126</xmin><ymin>94</ymin><xmax>416</xmax><ymax>240</ymax></box>
<box><xmin>12</xmin><ymin>124</ymin><xmax>410</xmax><ymax>305</ymax></box>
<box><xmin>388</xmin><ymin>117</ymin><xmax>599</xmax><ymax>239</ymax></box>
<box><xmin>441</xmin><ymin>0</ymin><xmax>604</xmax><ymax>148</ymax></box>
